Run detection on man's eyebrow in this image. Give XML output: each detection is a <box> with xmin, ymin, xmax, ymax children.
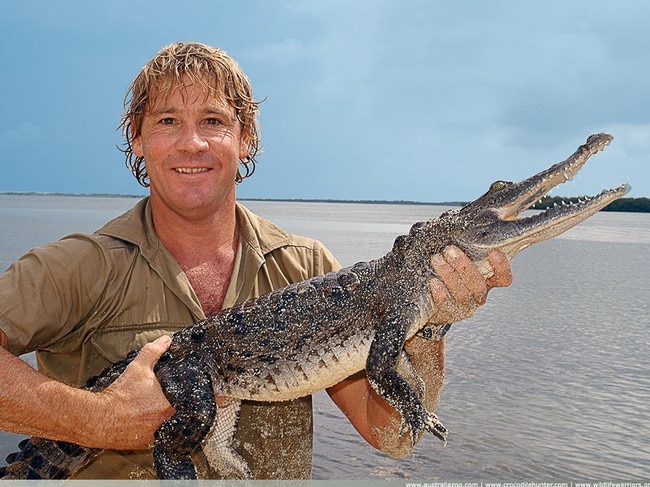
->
<box><xmin>203</xmin><ymin>105</ymin><xmax>235</xmax><ymax>118</ymax></box>
<box><xmin>148</xmin><ymin>106</ymin><xmax>177</xmax><ymax>115</ymax></box>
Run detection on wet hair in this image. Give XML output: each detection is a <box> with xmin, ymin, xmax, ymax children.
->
<box><xmin>119</xmin><ymin>42</ymin><xmax>262</xmax><ymax>187</ymax></box>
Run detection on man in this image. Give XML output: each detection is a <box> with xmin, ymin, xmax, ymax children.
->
<box><xmin>0</xmin><ymin>42</ymin><xmax>512</xmax><ymax>479</ymax></box>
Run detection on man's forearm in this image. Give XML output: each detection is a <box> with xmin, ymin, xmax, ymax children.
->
<box><xmin>0</xmin><ymin>344</ymin><xmax>104</xmax><ymax>446</ymax></box>
<box><xmin>371</xmin><ymin>336</ymin><xmax>445</xmax><ymax>458</ymax></box>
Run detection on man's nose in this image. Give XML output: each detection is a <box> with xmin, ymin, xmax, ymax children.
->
<box><xmin>176</xmin><ymin>124</ymin><xmax>209</xmax><ymax>153</ymax></box>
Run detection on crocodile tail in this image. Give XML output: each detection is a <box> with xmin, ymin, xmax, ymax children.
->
<box><xmin>0</xmin><ymin>437</ymin><xmax>98</xmax><ymax>480</ymax></box>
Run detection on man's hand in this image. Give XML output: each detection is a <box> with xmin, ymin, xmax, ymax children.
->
<box><xmin>428</xmin><ymin>245</ymin><xmax>512</xmax><ymax>325</ymax></box>
<box><xmin>93</xmin><ymin>336</ymin><xmax>176</xmax><ymax>450</ymax></box>
<box><xmin>0</xmin><ymin>335</ymin><xmax>172</xmax><ymax>450</ymax></box>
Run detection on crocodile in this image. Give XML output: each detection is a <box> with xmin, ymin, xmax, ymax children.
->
<box><xmin>0</xmin><ymin>133</ymin><xmax>629</xmax><ymax>480</ymax></box>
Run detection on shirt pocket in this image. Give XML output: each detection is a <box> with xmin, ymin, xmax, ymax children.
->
<box><xmin>89</xmin><ymin>324</ymin><xmax>186</xmax><ymax>364</ymax></box>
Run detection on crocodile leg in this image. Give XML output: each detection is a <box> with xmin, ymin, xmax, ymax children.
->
<box><xmin>153</xmin><ymin>355</ymin><xmax>217</xmax><ymax>479</ymax></box>
<box><xmin>365</xmin><ymin>307</ymin><xmax>448</xmax><ymax>445</ymax></box>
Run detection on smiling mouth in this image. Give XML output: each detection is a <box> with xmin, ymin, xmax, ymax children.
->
<box><xmin>174</xmin><ymin>167</ymin><xmax>211</xmax><ymax>174</ymax></box>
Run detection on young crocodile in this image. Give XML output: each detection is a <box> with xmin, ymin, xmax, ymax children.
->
<box><xmin>0</xmin><ymin>134</ymin><xmax>629</xmax><ymax>480</ymax></box>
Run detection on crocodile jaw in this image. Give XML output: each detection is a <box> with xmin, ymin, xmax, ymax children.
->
<box><xmin>458</xmin><ymin>133</ymin><xmax>630</xmax><ymax>261</ymax></box>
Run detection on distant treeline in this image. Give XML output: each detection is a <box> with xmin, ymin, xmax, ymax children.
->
<box><xmin>533</xmin><ymin>196</ymin><xmax>650</xmax><ymax>213</ymax></box>
<box><xmin>2</xmin><ymin>192</ymin><xmax>649</xmax><ymax>212</ymax></box>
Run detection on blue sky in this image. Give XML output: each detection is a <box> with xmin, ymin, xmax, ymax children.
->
<box><xmin>1</xmin><ymin>0</ymin><xmax>648</xmax><ymax>202</ymax></box>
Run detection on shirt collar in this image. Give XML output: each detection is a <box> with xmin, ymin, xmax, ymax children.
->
<box><xmin>95</xmin><ymin>196</ymin><xmax>297</xmax><ymax>316</ymax></box>
<box><xmin>97</xmin><ymin>197</ymin><xmax>294</xmax><ymax>258</ymax></box>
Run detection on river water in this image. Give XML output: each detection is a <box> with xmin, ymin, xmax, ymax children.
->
<box><xmin>0</xmin><ymin>194</ymin><xmax>648</xmax><ymax>481</ymax></box>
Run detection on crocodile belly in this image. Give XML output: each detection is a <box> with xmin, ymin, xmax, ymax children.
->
<box><xmin>222</xmin><ymin>331</ymin><xmax>374</xmax><ymax>401</ymax></box>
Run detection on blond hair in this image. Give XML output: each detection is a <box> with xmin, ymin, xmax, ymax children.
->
<box><xmin>120</xmin><ymin>42</ymin><xmax>262</xmax><ymax>186</ymax></box>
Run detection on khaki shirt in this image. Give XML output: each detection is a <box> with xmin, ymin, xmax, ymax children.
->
<box><xmin>0</xmin><ymin>197</ymin><xmax>340</xmax><ymax>479</ymax></box>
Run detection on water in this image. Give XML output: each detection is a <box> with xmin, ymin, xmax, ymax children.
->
<box><xmin>1</xmin><ymin>194</ymin><xmax>648</xmax><ymax>480</ymax></box>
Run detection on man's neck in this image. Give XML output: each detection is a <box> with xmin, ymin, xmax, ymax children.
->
<box><xmin>151</xmin><ymin>198</ymin><xmax>238</xmax><ymax>257</ymax></box>
<box><xmin>151</xmin><ymin>198</ymin><xmax>240</xmax><ymax>316</ymax></box>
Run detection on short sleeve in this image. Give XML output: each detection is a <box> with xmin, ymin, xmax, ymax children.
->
<box><xmin>0</xmin><ymin>234</ymin><xmax>113</xmax><ymax>356</ymax></box>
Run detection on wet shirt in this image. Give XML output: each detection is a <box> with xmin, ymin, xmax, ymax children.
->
<box><xmin>0</xmin><ymin>197</ymin><xmax>340</xmax><ymax>479</ymax></box>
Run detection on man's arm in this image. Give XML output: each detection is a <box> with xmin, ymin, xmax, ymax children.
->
<box><xmin>0</xmin><ymin>331</ymin><xmax>174</xmax><ymax>450</ymax></box>
<box><xmin>328</xmin><ymin>247</ymin><xmax>513</xmax><ymax>456</ymax></box>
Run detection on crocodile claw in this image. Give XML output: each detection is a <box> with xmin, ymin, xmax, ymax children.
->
<box><xmin>427</xmin><ymin>412</ymin><xmax>449</xmax><ymax>445</ymax></box>
<box><xmin>398</xmin><ymin>405</ymin><xmax>448</xmax><ymax>446</ymax></box>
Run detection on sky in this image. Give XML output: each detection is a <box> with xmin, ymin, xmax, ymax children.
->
<box><xmin>1</xmin><ymin>0</ymin><xmax>648</xmax><ymax>202</ymax></box>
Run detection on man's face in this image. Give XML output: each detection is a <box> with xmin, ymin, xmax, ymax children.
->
<box><xmin>132</xmin><ymin>80</ymin><xmax>250</xmax><ymax>221</ymax></box>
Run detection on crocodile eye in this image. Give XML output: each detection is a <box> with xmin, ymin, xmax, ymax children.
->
<box><xmin>491</xmin><ymin>181</ymin><xmax>507</xmax><ymax>191</ymax></box>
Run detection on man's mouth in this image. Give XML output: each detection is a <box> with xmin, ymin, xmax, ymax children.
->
<box><xmin>174</xmin><ymin>167</ymin><xmax>211</xmax><ymax>174</ymax></box>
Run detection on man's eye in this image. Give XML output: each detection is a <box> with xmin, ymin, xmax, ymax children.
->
<box><xmin>160</xmin><ymin>117</ymin><xmax>174</xmax><ymax>125</ymax></box>
<box><xmin>206</xmin><ymin>118</ymin><xmax>220</xmax><ymax>125</ymax></box>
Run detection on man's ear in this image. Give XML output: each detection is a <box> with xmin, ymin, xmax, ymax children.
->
<box><xmin>132</xmin><ymin>133</ymin><xmax>143</xmax><ymax>158</ymax></box>
<box><xmin>239</xmin><ymin>131</ymin><xmax>251</xmax><ymax>161</ymax></box>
